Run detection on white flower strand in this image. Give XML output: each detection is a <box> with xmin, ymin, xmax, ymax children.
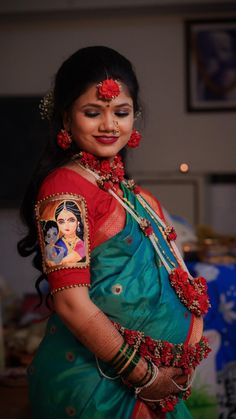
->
<box><xmin>136</xmin><ymin>193</ymin><xmax>193</xmax><ymax>279</ymax></box>
<box><xmin>78</xmin><ymin>163</ymin><xmax>187</xmax><ymax>276</ymax></box>
<box><xmin>171</xmin><ymin>370</ymin><xmax>196</xmax><ymax>391</ymax></box>
<box><xmin>108</xmin><ymin>188</ymin><xmax>141</xmax><ymax>225</ymax></box>
<box><xmin>149</xmin><ymin>235</ymin><xmax>172</xmax><ymax>274</ymax></box>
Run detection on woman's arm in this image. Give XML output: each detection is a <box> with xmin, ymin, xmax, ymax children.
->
<box><xmin>53</xmin><ymin>287</ymin><xmax>187</xmax><ymax>401</ymax></box>
<box><xmin>53</xmin><ymin>286</ymin><xmax>123</xmax><ymax>360</ymax></box>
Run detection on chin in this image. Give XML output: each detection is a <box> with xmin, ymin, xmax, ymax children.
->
<box><xmin>85</xmin><ymin>145</ymin><xmax>125</xmax><ymax>159</ymax></box>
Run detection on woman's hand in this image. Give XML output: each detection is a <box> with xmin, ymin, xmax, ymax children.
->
<box><xmin>139</xmin><ymin>366</ymin><xmax>188</xmax><ymax>401</ymax></box>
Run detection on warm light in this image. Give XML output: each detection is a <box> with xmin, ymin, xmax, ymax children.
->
<box><xmin>179</xmin><ymin>162</ymin><xmax>189</xmax><ymax>173</ymax></box>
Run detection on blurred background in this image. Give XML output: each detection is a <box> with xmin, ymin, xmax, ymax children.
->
<box><xmin>0</xmin><ymin>1</ymin><xmax>236</xmax><ymax>418</ymax></box>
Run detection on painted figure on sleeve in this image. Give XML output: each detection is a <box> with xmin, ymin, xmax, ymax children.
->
<box><xmin>55</xmin><ymin>200</ymin><xmax>86</xmax><ymax>264</ymax></box>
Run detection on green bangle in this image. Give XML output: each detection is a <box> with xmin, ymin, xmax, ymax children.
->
<box><xmin>133</xmin><ymin>360</ymin><xmax>153</xmax><ymax>387</ymax></box>
<box><xmin>113</xmin><ymin>346</ymin><xmax>134</xmax><ymax>370</ymax></box>
<box><xmin>116</xmin><ymin>348</ymin><xmax>137</xmax><ymax>375</ymax></box>
<box><xmin>110</xmin><ymin>342</ymin><xmax>126</xmax><ymax>365</ymax></box>
<box><xmin>122</xmin><ymin>353</ymin><xmax>141</xmax><ymax>379</ymax></box>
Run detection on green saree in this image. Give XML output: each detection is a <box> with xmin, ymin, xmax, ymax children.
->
<box><xmin>28</xmin><ymin>184</ymin><xmax>193</xmax><ymax>418</ymax></box>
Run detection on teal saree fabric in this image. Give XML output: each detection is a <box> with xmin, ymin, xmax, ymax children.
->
<box><xmin>28</xmin><ymin>184</ymin><xmax>193</xmax><ymax>418</ymax></box>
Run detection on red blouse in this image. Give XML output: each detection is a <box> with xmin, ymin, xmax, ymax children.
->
<box><xmin>37</xmin><ymin>167</ymin><xmax>165</xmax><ymax>293</ymax></box>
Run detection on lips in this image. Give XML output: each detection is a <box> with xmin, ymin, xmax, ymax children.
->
<box><xmin>94</xmin><ymin>136</ymin><xmax>119</xmax><ymax>145</ymax></box>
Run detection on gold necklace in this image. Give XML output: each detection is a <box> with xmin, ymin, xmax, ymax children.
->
<box><xmin>63</xmin><ymin>236</ymin><xmax>78</xmax><ymax>251</ymax></box>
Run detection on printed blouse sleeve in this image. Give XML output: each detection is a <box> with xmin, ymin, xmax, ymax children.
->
<box><xmin>35</xmin><ymin>191</ymin><xmax>91</xmax><ymax>294</ymax></box>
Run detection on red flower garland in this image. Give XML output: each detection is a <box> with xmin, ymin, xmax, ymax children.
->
<box><xmin>79</xmin><ymin>151</ymin><xmax>125</xmax><ymax>189</ymax></box>
<box><xmin>77</xmin><ymin>159</ymin><xmax>210</xmax><ymax>317</ymax></box>
<box><xmin>113</xmin><ymin>322</ymin><xmax>211</xmax><ymax>413</ymax></box>
<box><xmin>97</xmin><ymin>79</ymin><xmax>121</xmax><ymax>100</ymax></box>
<box><xmin>165</xmin><ymin>225</ymin><xmax>177</xmax><ymax>242</ymax></box>
<box><xmin>125</xmin><ymin>179</ymin><xmax>210</xmax><ymax>317</ymax></box>
<box><xmin>169</xmin><ymin>267</ymin><xmax>210</xmax><ymax>316</ymax></box>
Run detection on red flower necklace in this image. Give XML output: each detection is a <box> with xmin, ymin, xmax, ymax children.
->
<box><xmin>76</xmin><ymin>151</ymin><xmax>125</xmax><ymax>190</ymax></box>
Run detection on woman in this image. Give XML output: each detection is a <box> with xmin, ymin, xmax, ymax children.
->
<box><xmin>18</xmin><ymin>46</ymin><xmax>210</xmax><ymax>418</ymax></box>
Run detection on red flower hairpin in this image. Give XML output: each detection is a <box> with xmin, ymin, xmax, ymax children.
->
<box><xmin>97</xmin><ymin>79</ymin><xmax>121</xmax><ymax>100</ymax></box>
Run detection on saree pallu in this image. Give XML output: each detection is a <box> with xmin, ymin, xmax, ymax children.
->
<box><xmin>28</xmin><ymin>184</ymin><xmax>195</xmax><ymax>418</ymax></box>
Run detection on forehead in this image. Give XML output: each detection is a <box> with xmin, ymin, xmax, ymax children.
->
<box><xmin>74</xmin><ymin>82</ymin><xmax>133</xmax><ymax>107</ymax></box>
<box><xmin>48</xmin><ymin>227</ymin><xmax>57</xmax><ymax>234</ymax></box>
<box><xmin>58</xmin><ymin>209</ymin><xmax>75</xmax><ymax>218</ymax></box>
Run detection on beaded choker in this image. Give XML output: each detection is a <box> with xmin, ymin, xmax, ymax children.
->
<box><xmin>75</xmin><ymin>153</ymin><xmax>210</xmax><ymax>317</ymax></box>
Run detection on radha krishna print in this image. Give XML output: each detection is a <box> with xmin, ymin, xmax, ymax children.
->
<box><xmin>35</xmin><ymin>194</ymin><xmax>89</xmax><ymax>273</ymax></box>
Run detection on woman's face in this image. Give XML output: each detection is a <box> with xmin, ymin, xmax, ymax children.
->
<box><xmin>57</xmin><ymin>209</ymin><xmax>78</xmax><ymax>238</ymax></box>
<box><xmin>64</xmin><ymin>82</ymin><xmax>134</xmax><ymax>159</ymax></box>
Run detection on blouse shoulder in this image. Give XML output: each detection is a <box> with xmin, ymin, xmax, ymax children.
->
<box><xmin>38</xmin><ymin>167</ymin><xmax>99</xmax><ymax>205</ymax></box>
<box><xmin>139</xmin><ymin>186</ymin><xmax>166</xmax><ymax>222</ymax></box>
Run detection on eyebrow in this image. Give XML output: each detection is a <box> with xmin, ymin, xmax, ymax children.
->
<box><xmin>80</xmin><ymin>102</ymin><xmax>133</xmax><ymax>109</ymax></box>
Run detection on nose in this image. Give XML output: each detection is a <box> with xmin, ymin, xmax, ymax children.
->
<box><xmin>99</xmin><ymin>111</ymin><xmax>115</xmax><ymax>132</ymax></box>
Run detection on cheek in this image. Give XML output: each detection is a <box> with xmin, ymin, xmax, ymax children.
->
<box><xmin>122</xmin><ymin>116</ymin><xmax>134</xmax><ymax>131</ymax></box>
<box><xmin>121</xmin><ymin>120</ymin><xmax>133</xmax><ymax>135</ymax></box>
<box><xmin>70</xmin><ymin>221</ymin><xmax>77</xmax><ymax>230</ymax></box>
<box><xmin>71</xmin><ymin>116</ymin><xmax>97</xmax><ymax>135</ymax></box>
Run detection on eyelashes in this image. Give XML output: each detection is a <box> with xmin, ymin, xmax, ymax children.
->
<box><xmin>84</xmin><ymin>111</ymin><xmax>130</xmax><ymax>118</ymax></box>
<box><xmin>84</xmin><ymin>112</ymin><xmax>99</xmax><ymax>118</ymax></box>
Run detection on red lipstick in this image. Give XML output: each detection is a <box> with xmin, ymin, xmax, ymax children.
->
<box><xmin>94</xmin><ymin>136</ymin><xmax>119</xmax><ymax>144</ymax></box>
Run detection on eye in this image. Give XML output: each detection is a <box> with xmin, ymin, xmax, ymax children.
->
<box><xmin>68</xmin><ymin>217</ymin><xmax>76</xmax><ymax>223</ymax></box>
<box><xmin>84</xmin><ymin>111</ymin><xmax>100</xmax><ymax>118</ymax></box>
<box><xmin>114</xmin><ymin>111</ymin><xmax>130</xmax><ymax>117</ymax></box>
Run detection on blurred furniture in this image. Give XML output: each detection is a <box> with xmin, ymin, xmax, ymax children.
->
<box><xmin>0</xmin><ymin>375</ymin><xmax>31</xmax><ymax>419</ymax></box>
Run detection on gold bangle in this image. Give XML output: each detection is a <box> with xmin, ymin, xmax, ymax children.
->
<box><xmin>117</xmin><ymin>349</ymin><xmax>137</xmax><ymax>376</ymax></box>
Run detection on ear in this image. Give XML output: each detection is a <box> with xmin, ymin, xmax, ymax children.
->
<box><xmin>62</xmin><ymin>111</ymin><xmax>72</xmax><ymax>132</ymax></box>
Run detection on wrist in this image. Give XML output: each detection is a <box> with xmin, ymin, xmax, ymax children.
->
<box><xmin>135</xmin><ymin>363</ymin><xmax>159</xmax><ymax>398</ymax></box>
<box><xmin>125</xmin><ymin>357</ymin><xmax>148</xmax><ymax>385</ymax></box>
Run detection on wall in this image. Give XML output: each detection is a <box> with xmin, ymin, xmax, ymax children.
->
<box><xmin>0</xmin><ymin>6</ymin><xmax>236</xmax><ymax>295</ymax></box>
<box><xmin>0</xmin><ymin>13</ymin><xmax>235</xmax><ymax>175</ymax></box>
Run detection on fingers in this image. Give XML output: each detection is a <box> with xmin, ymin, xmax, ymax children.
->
<box><xmin>174</xmin><ymin>375</ymin><xmax>188</xmax><ymax>385</ymax></box>
<box><xmin>171</xmin><ymin>367</ymin><xmax>184</xmax><ymax>377</ymax></box>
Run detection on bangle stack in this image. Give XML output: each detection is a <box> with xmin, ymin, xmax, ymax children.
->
<box><xmin>111</xmin><ymin>343</ymin><xmax>159</xmax><ymax>396</ymax></box>
<box><xmin>134</xmin><ymin>362</ymin><xmax>159</xmax><ymax>398</ymax></box>
<box><xmin>111</xmin><ymin>343</ymin><xmax>141</xmax><ymax>379</ymax></box>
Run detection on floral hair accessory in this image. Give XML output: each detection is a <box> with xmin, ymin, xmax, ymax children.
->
<box><xmin>39</xmin><ymin>89</ymin><xmax>54</xmax><ymax>120</ymax></box>
<box><xmin>97</xmin><ymin>78</ymin><xmax>121</xmax><ymax>101</ymax></box>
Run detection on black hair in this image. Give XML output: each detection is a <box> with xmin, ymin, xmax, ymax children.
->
<box><xmin>42</xmin><ymin>220</ymin><xmax>59</xmax><ymax>235</ymax></box>
<box><xmin>17</xmin><ymin>46</ymin><xmax>141</xmax><ymax>298</ymax></box>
